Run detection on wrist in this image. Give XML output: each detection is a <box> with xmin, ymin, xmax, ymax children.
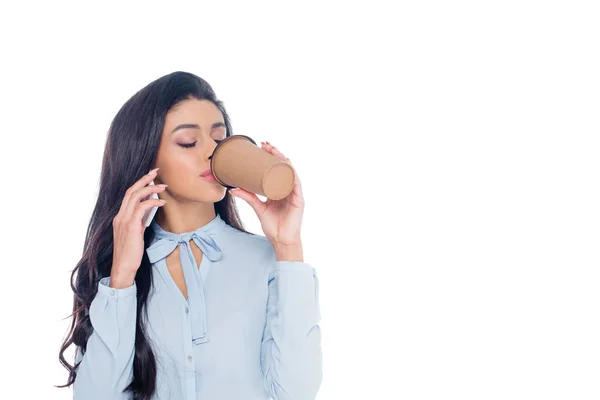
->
<box><xmin>109</xmin><ymin>269</ymin><xmax>136</xmax><ymax>289</ymax></box>
<box><xmin>274</xmin><ymin>243</ymin><xmax>304</xmax><ymax>262</ymax></box>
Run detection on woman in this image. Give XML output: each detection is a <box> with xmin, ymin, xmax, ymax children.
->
<box><xmin>57</xmin><ymin>71</ymin><xmax>322</xmax><ymax>399</ymax></box>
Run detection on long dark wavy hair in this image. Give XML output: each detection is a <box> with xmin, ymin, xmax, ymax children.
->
<box><xmin>56</xmin><ymin>71</ymin><xmax>253</xmax><ymax>399</ymax></box>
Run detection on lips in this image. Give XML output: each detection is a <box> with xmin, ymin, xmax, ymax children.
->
<box><xmin>200</xmin><ymin>168</ymin><xmax>212</xmax><ymax>177</ymax></box>
<box><xmin>200</xmin><ymin>168</ymin><xmax>219</xmax><ymax>183</ymax></box>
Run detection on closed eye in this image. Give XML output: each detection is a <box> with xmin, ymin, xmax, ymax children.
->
<box><xmin>179</xmin><ymin>141</ymin><xmax>197</xmax><ymax>148</ymax></box>
<box><xmin>178</xmin><ymin>139</ymin><xmax>224</xmax><ymax>149</ymax></box>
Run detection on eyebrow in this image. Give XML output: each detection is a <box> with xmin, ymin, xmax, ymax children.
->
<box><xmin>170</xmin><ymin>122</ymin><xmax>226</xmax><ymax>135</ymax></box>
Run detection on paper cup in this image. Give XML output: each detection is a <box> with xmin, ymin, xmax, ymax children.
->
<box><xmin>210</xmin><ymin>135</ymin><xmax>295</xmax><ymax>200</ymax></box>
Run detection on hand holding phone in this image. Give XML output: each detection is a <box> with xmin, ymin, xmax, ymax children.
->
<box><xmin>111</xmin><ymin>170</ymin><xmax>166</xmax><ymax>287</ymax></box>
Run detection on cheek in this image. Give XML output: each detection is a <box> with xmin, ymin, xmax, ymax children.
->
<box><xmin>156</xmin><ymin>157</ymin><xmax>196</xmax><ymax>185</ymax></box>
<box><xmin>162</xmin><ymin>147</ymin><xmax>198</xmax><ymax>169</ymax></box>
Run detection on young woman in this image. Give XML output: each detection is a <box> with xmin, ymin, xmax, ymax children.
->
<box><xmin>57</xmin><ymin>71</ymin><xmax>322</xmax><ymax>399</ymax></box>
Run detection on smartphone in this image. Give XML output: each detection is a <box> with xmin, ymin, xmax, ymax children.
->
<box><xmin>142</xmin><ymin>180</ymin><xmax>160</xmax><ymax>227</ymax></box>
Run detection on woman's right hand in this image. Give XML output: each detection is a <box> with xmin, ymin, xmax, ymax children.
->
<box><xmin>110</xmin><ymin>167</ymin><xmax>167</xmax><ymax>288</ymax></box>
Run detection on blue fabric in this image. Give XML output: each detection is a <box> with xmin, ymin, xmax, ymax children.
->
<box><xmin>73</xmin><ymin>214</ymin><xmax>322</xmax><ymax>400</ymax></box>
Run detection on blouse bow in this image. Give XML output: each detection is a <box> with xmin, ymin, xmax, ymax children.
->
<box><xmin>145</xmin><ymin>217</ymin><xmax>224</xmax><ymax>345</ymax></box>
<box><xmin>146</xmin><ymin>230</ymin><xmax>223</xmax><ymax>264</ymax></box>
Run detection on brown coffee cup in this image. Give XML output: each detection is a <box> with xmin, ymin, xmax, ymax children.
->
<box><xmin>209</xmin><ymin>135</ymin><xmax>295</xmax><ymax>200</ymax></box>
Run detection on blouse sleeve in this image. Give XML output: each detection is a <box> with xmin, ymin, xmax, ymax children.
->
<box><xmin>260</xmin><ymin>260</ymin><xmax>323</xmax><ymax>400</ymax></box>
<box><xmin>73</xmin><ymin>276</ymin><xmax>137</xmax><ymax>400</ymax></box>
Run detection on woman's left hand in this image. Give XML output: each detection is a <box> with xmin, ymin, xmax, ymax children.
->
<box><xmin>228</xmin><ymin>141</ymin><xmax>304</xmax><ymax>261</ymax></box>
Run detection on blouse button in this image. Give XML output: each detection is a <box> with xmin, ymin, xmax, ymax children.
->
<box><xmin>185</xmin><ymin>307</ymin><xmax>189</xmax><ymax>314</ymax></box>
<box><xmin>188</xmin><ymin>355</ymin><xmax>193</xmax><ymax>362</ymax></box>
<box><xmin>110</xmin><ymin>289</ymin><xmax>116</xmax><ymax>296</ymax></box>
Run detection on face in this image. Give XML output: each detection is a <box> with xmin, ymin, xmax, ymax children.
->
<box><xmin>153</xmin><ymin>98</ymin><xmax>228</xmax><ymax>203</ymax></box>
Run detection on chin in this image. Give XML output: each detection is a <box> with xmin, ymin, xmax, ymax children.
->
<box><xmin>199</xmin><ymin>183</ymin><xmax>227</xmax><ymax>202</ymax></box>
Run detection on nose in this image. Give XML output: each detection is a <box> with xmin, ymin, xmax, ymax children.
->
<box><xmin>206</xmin><ymin>138</ymin><xmax>220</xmax><ymax>161</ymax></box>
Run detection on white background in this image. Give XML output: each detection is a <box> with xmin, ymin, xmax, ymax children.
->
<box><xmin>0</xmin><ymin>1</ymin><xmax>598</xmax><ymax>399</ymax></box>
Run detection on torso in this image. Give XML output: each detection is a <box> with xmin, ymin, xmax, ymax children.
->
<box><xmin>164</xmin><ymin>239</ymin><xmax>204</xmax><ymax>301</ymax></box>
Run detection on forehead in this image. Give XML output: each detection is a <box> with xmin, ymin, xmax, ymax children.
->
<box><xmin>164</xmin><ymin>98</ymin><xmax>224</xmax><ymax>127</ymax></box>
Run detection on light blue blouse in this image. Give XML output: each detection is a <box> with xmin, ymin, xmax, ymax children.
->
<box><xmin>73</xmin><ymin>213</ymin><xmax>322</xmax><ymax>399</ymax></box>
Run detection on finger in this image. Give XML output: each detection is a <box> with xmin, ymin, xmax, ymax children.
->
<box><xmin>133</xmin><ymin>198</ymin><xmax>167</xmax><ymax>223</ymax></box>
<box><xmin>124</xmin><ymin>182</ymin><xmax>167</xmax><ymax>220</ymax></box>
<box><xmin>229</xmin><ymin>188</ymin><xmax>266</xmax><ymax>215</ymax></box>
<box><xmin>262</xmin><ymin>142</ymin><xmax>289</xmax><ymax>162</ymax></box>
<box><xmin>121</xmin><ymin>168</ymin><xmax>159</xmax><ymax>216</ymax></box>
<box><xmin>290</xmin><ymin>167</ymin><xmax>303</xmax><ymax>198</ymax></box>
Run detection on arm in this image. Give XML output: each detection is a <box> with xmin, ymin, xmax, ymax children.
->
<box><xmin>73</xmin><ymin>276</ymin><xmax>137</xmax><ymax>400</ymax></box>
<box><xmin>260</xmin><ymin>261</ymin><xmax>323</xmax><ymax>400</ymax></box>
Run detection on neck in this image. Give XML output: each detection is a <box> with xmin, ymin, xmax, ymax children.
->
<box><xmin>154</xmin><ymin>200</ymin><xmax>217</xmax><ymax>234</ymax></box>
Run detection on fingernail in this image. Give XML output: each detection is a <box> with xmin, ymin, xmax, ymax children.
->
<box><xmin>149</xmin><ymin>167</ymin><xmax>159</xmax><ymax>175</ymax></box>
<box><xmin>157</xmin><ymin>184</ymin><xmax>168</xmax><ymax>188</ymax></box>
